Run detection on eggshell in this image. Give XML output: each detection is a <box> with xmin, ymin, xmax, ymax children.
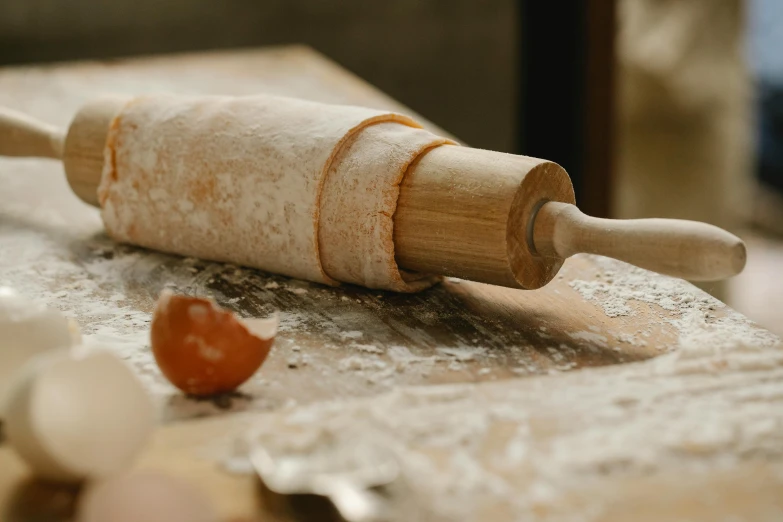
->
<box><xmin>4</xmin><ymin>348</ymin><xmax>155</xmax><ymax>482</ymax></box>
<box><xmin>77</xmin><ymin>471</ymin><xmax>218</xmax><ymax>522</ymax></box>
<box><xmin>150</xmin><ymin>290</ymin><xmax>277</xmax><ymax>396</ymax></box>
<box><xmin>0</xmin><ymin>287</ymin><xmax>79</xmax><ymax>415</ymax></box>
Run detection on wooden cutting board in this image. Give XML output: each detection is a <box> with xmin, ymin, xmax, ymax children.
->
<box><xmin>0</xmin><ymin>46</ymin><xmax>779</xmax><ymax>521</ymax></box>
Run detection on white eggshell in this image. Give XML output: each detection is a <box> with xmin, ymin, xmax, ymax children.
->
<box><xmin>0</xmin><ymin>287</ymin><xmax>78</xmax><ymax>415</ymax></box>
<box><xmin>4</xmin><ymin>348</ymin><xmax>156</xmax><ymax>482</ymax></box>
<box><xmin>77</xmin><ymin>471</ymin><xmax>218</xmax><ymax>522</ymax></box>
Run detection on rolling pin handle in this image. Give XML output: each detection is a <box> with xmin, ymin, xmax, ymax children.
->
<box><xmin>531</xmin><ymin>201</ymin><xmax>747</xmax><ymax>281</ymax></box>
<box><xmin>0</xmin><ymin>106</ymin><xmax>65</xmax><ymax>159</ymax></box>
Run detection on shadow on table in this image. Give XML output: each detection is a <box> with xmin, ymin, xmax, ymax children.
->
<box><xmin>3</xmin><ymin>479</ymin><xmax>81</xmax><ymax>522</ymax></box>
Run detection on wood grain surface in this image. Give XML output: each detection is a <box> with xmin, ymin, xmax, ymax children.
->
<box><xmin>0</xmin><ymin>46</ymin><xmax>779</xmax><ymax>522</ymax></box>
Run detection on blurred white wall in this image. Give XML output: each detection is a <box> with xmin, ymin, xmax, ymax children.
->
<box><xmin>0</xmin><ymin>0</ymin><xmax>518</xmax><ymax>153</ymax></box>
<box><xmin>614</xmin><ymin>0</ymin><xmax>752</xmax><ymax>299</ymax></box>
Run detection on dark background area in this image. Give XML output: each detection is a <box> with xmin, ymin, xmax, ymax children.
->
<box><xmin>0</xmin><ymin>0</ymin><xmax>518</xmax><ymax>153</ymax></box>
<box><xmin>0</xmin><ymin>0</ymin><xmax>613</xmax><ymax>216</ymax></box>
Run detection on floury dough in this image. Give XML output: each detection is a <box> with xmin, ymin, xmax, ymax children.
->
<box><xmin>99</xmin><ymin>94</ymin><xmax>449</xmax><ymax>291</ymax></box>
<box><xmin>320</xmin><ymin>122</ymin><xmax>455</xmax><ymax>291</ymax></box>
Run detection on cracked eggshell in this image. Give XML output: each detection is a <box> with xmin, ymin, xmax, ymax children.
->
<box><xmin>4</xmin><ymin>348</ymin><xmax>155</xmax><ymax>482</ymax></box>
<box><xmin>151</xmin><ymin>290</ymin><xmax>277</xmax><ymax>396</ymax></box>
<box><xmin>0</xmin><ymin>287</ymin><xmax>80</xmax><ymax>415</ymax></box>
<box><xmin>77</xmin><ymin>471</ymin><xmax>218</xmax><ymax>522</ymax></box>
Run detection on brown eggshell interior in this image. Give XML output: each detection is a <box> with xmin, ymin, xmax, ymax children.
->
<box><xmin>151</xmin><ymin>291</ymin><xmax>276</xmax><ymax>396</ymax></box>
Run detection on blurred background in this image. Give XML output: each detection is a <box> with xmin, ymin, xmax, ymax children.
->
<box><xmin>0</xmin><ymin>0</ymin><xmax>781</xmax><ymax>335</ymax></box>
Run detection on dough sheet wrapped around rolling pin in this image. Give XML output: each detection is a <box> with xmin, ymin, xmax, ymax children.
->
<box><xmin>99</xmin><ymin>94</ymin><xmax>452</xmax><ymax>291</ymax></box>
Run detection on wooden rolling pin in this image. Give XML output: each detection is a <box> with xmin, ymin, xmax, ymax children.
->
<box><xmin>0</xmin><ymin>101</ymin><xmax>745</xmax><ymax>291</ymax></box>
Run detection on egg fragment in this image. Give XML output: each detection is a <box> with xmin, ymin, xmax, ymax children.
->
<box><xmin>4</xmin><ymin>348</ymin><xmax>155</xmax><ymax>482</ymax></box>
<box><xmin>77</xmin><ymin>471</ymin><xmax>218</xmax><ymax>522</ymax></box>
<box><xmin>150</xmin><ymin>290</ymin><xmax>277</xmax><ymax>396</ymax></box>
<box><xmin>0</xmin><ymin>286</ymin><xmax>80</xmax><ymax>416</ymax></box>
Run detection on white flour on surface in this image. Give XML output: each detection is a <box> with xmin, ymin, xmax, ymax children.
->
<box><xmin>0</xmin><ymin>221</ymin><xmax>167</xmax><ymax>391</ymax></box>
<box><xmin>567</xmin><ymin>331</ymin><xmax>609</xmax><ymax>348</ymax></box>
<box><xmin>4</xmin><ymin>188</ymin><xmax>782</xmax><ymax>520</ymax></box>
<box><xmin>1</xmin><ymin>191</ymin><xmax>774</xmax><ymax>418</ymax></box>
<box><xmin>569</xmin><ymin>257</ymin><xmax>720</xmax><ymax>321</ymax></box>
<box><xmin>0</xmin><ymin>211</ymin><xmax>527</xmax><ymax>417</ymax></box>
<box><xmin>222</xmin><ymin>257</ymin><xmax>782</xmax><ymax>520</ymax></box>
<box><xmin>242</xmin><ymin>315</ymin><xmax>783</xmax><ymax>521</ymax></box>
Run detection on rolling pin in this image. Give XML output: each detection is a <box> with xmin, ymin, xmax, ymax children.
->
<box><xmin>0</xmin><ymin>97</ymin><xmax>745</xmax><ymax>292</ymax></box>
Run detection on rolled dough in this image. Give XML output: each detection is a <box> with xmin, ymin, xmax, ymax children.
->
<box><xmin>320</xmin><ymin>122</ymin><xmax>455</xmax><ymax>291</ymax></box>
<box><xmin>98</xmin><ymin>94</ymin><xmax>449</xmax><ymax>291</ymax></box>
<box><xmin>99</xmin><ymin>94</ymin><xmax>420</xmax><ymax>286</ymax></box>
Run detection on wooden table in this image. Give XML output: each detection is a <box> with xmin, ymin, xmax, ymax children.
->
<box><xmin>0</xmin><ymin>46</ymin><xmax>781</xmax><ymax>521</ymax></box>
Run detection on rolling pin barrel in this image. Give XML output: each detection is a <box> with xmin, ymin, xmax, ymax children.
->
<box><xmin>394</xmin><ymin>145</ymin><xmax>575</xmax><ymax>289</ymax></box>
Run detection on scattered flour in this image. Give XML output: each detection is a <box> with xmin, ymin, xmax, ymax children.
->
<box><xmin>437</xmin><ymin>346</ymin><xmax>487</xmax><ymax>362</ymax></box>
<box><xmin>569</xmin><ymin>258</ymin><xmax>719</xmax><ymax>321</ymax></box>
<box><xmin>352</xmin><ymin>343</ymin><xmax>383</xmax><ymax>354</ymax></box>
<box><xmin>616</xmin><ymin>332</ymin><xmax>649</xmax><ymax>347</ymax></box>
<box><xmin>339</xmin><ymin>330</ymin><xmax>364</xmax><ymax>340</ymax></box>
<box><xmin>567</xmin><ymin>331</ymin><xmax>609</xmax><ymax>348</ymax></box>
<box><xmin>0</xmin><ymin>226</ymin><xmax>170</xmax><ymax>395</ymax></box>
<box><xmin>339</xmin><ymin>355</ymin><xmax>388</xmax><ymax>372</ymax></box>
<box><xmin>242</xmin><ymin>316</ymin><xmax>783</xmax><ymax>521</ymax></box>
